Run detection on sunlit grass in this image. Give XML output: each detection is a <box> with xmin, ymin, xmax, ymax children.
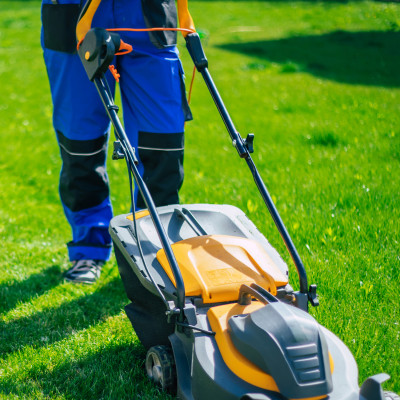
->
<box><xmin>1</xmin><ymin>0</ymin><xmax>399</xmax><ymax>398</ymax></box>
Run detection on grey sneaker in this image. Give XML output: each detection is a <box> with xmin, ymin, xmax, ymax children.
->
<box><xmin>64</xmin><ymin>259</ymin><xmax>104</xmax><ymax>284</ymax></box>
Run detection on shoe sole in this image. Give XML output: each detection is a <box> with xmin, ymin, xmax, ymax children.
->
<box><xmin>64</xmin><ymin>276</ymin><xmax>96</xmax><ymax>285</ymax></box>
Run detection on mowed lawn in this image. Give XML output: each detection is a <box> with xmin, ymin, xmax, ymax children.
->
<box><xmin>0</xmin><ymin>1</ymin><xmax>399</xmax><ymax>399</ymax></box>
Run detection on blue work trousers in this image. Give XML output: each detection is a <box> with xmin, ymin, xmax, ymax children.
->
<box><xmin>41</xmin><ymin>0</ymin><xmax>190</xmax><ymax>261</ymax></box>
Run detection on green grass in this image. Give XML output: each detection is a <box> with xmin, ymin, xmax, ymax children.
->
<box><xmin>1</xmin><ymin>0</ymin><xmax>399</xmax><ymax>398</ymax></box>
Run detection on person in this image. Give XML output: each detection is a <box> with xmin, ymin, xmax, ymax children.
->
<box><xmin>41</xmin><ymin>0</ymin><xmax>192</xmax><ymax>284</ymax></box>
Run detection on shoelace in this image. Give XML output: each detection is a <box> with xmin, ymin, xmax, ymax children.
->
<box><xmin>70</xmin><ymin>260</ymin><xmax>101</xmax><ymax>273</ymax></box>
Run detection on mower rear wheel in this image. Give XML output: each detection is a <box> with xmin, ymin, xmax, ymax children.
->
<box><xmin>385</xmin><ymin>392</ymin><xmax>400</xmax><ymax>400</ymax></box>
<box><xmin>145</xmin><ymin>345</ymin><xmax>176</xmax><ymax>393</ymax></box>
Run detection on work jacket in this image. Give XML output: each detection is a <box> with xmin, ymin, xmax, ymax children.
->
<box><xmin>141</xmin><ymin>0</ymin><xmax>178</xmax><ymax>48</ymax></box>
<box><xmin>79</xmin><ymin>0</ymin><xmax>179</xmax><ymax>48</ymax></box>
<box><xmin>42</xmin><ymin>0</ymin><xmax>180</xmax><ymax>53</ymax></box>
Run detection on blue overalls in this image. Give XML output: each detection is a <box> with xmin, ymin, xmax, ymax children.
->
<box><xmin>41</xmin><ymin>0</ymin><xmax>191</xmax><ymax>262</ymax></box>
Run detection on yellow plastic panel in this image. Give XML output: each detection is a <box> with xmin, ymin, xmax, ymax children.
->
<box><xmin>208</xmin><ymin>303</ymin><xmax>330</xmax><ymax>400</ymax></box>
<box><xmin>126</xmin><ymin>210</ymin><xmax>150</xmax><ymax>221</ymax></box>
<box><xmin>208</xmin><ymin>302</ymin><xmax>279</xmax><ymax>391</ymax></box>
<box><xmin>156</xmin><ymin>235</ymin><xmax>288</xmax><ymax>303</ymax></box>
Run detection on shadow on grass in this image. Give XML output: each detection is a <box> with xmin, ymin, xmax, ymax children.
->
<box><xmin>218</xmin><ymin>30</ymin><xmax>400</xmax><ymax>87</ymax></box>
<box><xmin>0</xmin><ymin>265</ymin><xmax>63</xmax><ymax>314</ymax></box>
<box><xmin>0</xmin><ymin>277</ymin><xmax>127</xmax><ymax>355</ymax></box>
<box><xmin>0</xmin><ymin>342</ymin><xmax>173</xmax><ymax>400</ymax></box>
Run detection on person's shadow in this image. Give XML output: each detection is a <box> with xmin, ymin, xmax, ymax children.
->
<box><xmin>0</xmin><ymin>265</ymin><xmax>62</xmax><ymax>315</ymax></box>
<box><xmin>1</xmin><ymin>341</ymin><xmax>174</xmax><ymax>399</ymax></box>
<box><xmin>0</xmin><ymin>275</ymin><xmax>129</xmax><ymax>355</ymax></box>
<box><xmin>0</xmin><ymin>266</ymin><xmax>175</xmax><ymax>399</ymax></box>
<box><xmin>218</xmin><ymin>30</ymin><xmax>400</xmax><ymax>87</ymax></box>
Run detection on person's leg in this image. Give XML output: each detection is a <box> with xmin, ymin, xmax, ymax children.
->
<box><xmin>41</xmin><ymin>0</ymin><xmax>115</xmax><ymax>280</ymax></box>
<box><xmin>114</xmin><ymin>0</ymin><xmax>191</xmax><ymax>208</ymax></box>
<box><xmin>120</xmin><ymin>51</ymin><xmax>190</xmax><ymax>208</ymax></box>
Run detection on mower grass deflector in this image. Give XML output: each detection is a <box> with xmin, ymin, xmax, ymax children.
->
<box><xmin>77</xmin><ymin>27</ymin><xmax>396</xmax><ymax>400</ymax></box>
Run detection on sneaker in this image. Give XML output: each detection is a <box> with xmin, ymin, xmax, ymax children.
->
<box><xmin>64</xmin><ymin>259</ymin><xmax>105</xmax><ymax>284</ymax></box>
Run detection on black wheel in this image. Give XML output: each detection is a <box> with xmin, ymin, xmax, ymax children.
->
<box><xmin>145</xmin><ymin>345</ymin><xmax>176</xmax><ymax>393</ymax></box>
<box><xmin>385</xmin><ymin>392</ymin><xmax>400</xmax><ymax>400</ymax></box>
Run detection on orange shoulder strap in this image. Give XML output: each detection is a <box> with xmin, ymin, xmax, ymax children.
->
<box><xmin>177</xmin><ymin>0</ymin><xmax>196</xmax><ymax>37</ymax></box>
<box><xmin>76</xmin><ymin>0</ymin><xmax>102</xmax><ymax>42</ymax></box>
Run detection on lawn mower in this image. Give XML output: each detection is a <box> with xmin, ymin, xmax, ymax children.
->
<box><xmin>76</xmin><ymin>2</ymin><xmax>398</xmax><ymax>399</ymax></box>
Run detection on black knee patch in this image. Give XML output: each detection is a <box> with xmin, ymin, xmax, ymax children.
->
<box><xmin>57</xmin><ymin>131</ymin><xmax>109</xmax><ymax>212</ymax></box>
<box><xmin>137</xmin><ymin>132</ymin><xmax>184</xmax><ymax>209</ymax></box>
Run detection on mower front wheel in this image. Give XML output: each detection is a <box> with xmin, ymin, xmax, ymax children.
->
<box><xmin>145</xmin><ymin>345</ymin><xmax>176</xmax><ymax>393</ymax></box>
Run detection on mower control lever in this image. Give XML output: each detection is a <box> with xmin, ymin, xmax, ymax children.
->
<box><xmin>185</xmin><ymin>33</ymin><xmax>208</xmax><ymax>71</ymax></box>
<box><xmin>244</xmin><ymin>133</ymin><xmax>255</xmax><ymax>153</ymax></box>
<box><xmin>78</xmin><ymin>28</ymin><xmax>121</xmax><ymax>81</ymax></box>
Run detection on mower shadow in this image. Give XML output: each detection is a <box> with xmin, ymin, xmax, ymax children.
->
<box><xmin>218</xmin><ymin>30</ymin><xmax>400</xmax><ymax>87</ymax></box>
<box><xmin>0</xmin><ymin>342</ymin><xmax>174</xmax><ymax>400</ymax></box>
<box><xmin>0</xmin><ymin>265</ymin><xmax>63</xmax><ymax>315</ymax></box>
<box><xmin>0</xmin><ymin>277</ymin><xmax>127</xmax><ymax>356</ymax></box>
